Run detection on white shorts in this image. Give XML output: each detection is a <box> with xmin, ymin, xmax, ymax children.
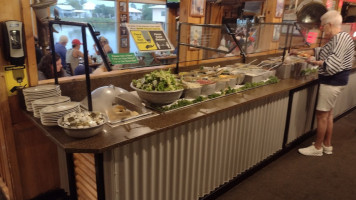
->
<box><xmin>316</xmin><ymin>84</ymin><xmax>345</xmax><ymax>112</ymax></box>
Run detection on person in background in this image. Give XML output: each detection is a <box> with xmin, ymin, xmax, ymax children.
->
<box><xmin>94</xmin><ymin>36</ymin><xmax>113</xmax><ymax>55</ymax></box>
<box><xmin>38</xmin><ymin>53</ymin><xmax>68</xmax><ymax>80</ymax></box>
<box><xmin>74</xmin><ymin>65</ymin><xmax>93</xmax><ymax>75</ymax></box>
<box><xmin>34</xmin><ymin>37</ymin><xmax>43</xmax><ymax>64</ymax></box>
<box><xmin>66</xmin><ymin>39</ymin><xmax>84</xmax><ymax>75</ymax></box>
<box><xmin>54</xmin><ymin>35</ymin><xmax>68</xmax><ymax>70</ymax></box>
<box><xmin>295</xmin><ymin>10</ymin><xmax>355</xmax><ymax>156</ymax></box>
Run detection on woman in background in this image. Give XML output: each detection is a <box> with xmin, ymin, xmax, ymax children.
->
<box><xmin>38</xmin><ymin>53</ymin><xmax>68</xmax><ymax>80</ymax></box>
<box><xmin>94</xmin><ymin>36</ymin><xmax>113</xmax><ymax>55</ymax></box>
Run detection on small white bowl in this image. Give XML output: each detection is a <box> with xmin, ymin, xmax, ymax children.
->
<box><xmin>201</xmin><ymin>83</ymin><xmax>216</xmax><ymax>96</ymax></box>
<box><xmin>184</xmin><ymin>87</ymin><xmax>202</xmax><ymax>99</ymax></box>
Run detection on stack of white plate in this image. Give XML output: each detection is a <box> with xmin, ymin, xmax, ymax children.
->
<box><xmin>23</xmin><ymin>85</ymin><xmax>61</xmax><ymax>112</ymax></box>
<box><xmin>31</xmin><ymin>96</ymin><xmax>71</xmax><ymax>118</ymax></box>
<box><xmin>40</xmin><ymin>102</ymin><xmax>80</xmax><ymax>126</ymax></box>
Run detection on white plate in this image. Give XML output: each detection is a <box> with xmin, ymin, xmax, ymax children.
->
<box><xmin>23</xmin><ymin>89</ymin><xmax>61</xmax><ymax>96</ymax></box>
<box><xmin>33</xmin><ymin>103</ymin><xmax>71</xmax><ymax>114</ymax></box>
<box><xmin>23</xmin><ymin>85</ymin><xmax>59</xmax><ymax>93</ymax></box>
<box><xmin>33</xmin><ymin>100</ymin><xmax>71</xmax><ymax>117</ymax></box>
<box><xmin>40</xmin><ymin>109</ymin><xmax>80</xmax><ymax>118</ymax></box>
<box><xmin>40</xmin><ymin>108</ymin><xmax>80</xmax><ymax>119</ymax></box>
<box><xmin>24</xmin><ymin>92</ymin><xmax>61</xmax><ymax>99</ymax></box>
<box><xmin>32</xmin><ymin>96</ymin><xmax>70</xmax><ymax>105</ymax></box>
<box><xmin>41</xmin><ymin>122</ymin><xmax>59</xmax><ymax>126</ymax></box>
<box><xmin>33</xmin><ymin>102</ymin><xmax>70</xmax><ymax>110</ymax></box>
<box><xmin>40</xmin><ymin>102</ymin><xmax>80</xmax><ymax>114</ymax></box>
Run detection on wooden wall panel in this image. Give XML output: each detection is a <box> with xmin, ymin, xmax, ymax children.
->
<box><xmin>21</xmin><ymin>0</ymin><xmax>38</xmax><ymax>86</ymax></box>
<box><xmin>205</xmin><ymin>3</ymin><xmax>224</xmax><ymax>59</ymax></box>
<box><xmin>0</xmin><ymin>1</ymin><xmax>63</xmax><ymax>197</ymax></box>
<box><xmin>12</xmin><ymin>115</ymin><xmax>61</xmax><ymax>199</ymax></box>
<box><xmin>0</xmin><ymin>73</ymin><xmax>23</xmax><ymax>200</ymax></box>
<box><xmin>256</xmin><ymin>0</ymin><xmax>283</xmax><ymax>53</ymax></box>
<box><xmin>167</xmin><ymin>8</ymin><xmax>178</xmax><ymax>47</ymax></box>
<box><xmin>178</xmin><ymin>0</ymin><xmax>207</xmax><ymax>66</ymax></box>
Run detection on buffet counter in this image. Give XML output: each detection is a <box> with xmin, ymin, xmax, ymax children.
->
<box><xmin>26</xmin><ymin>69</ymin><xmax>356</xmax><ymax>200</ymax></box>
<box><xmin>29</xmin><ymin>78</ymin><xmax>316</xmax><ymax>153</ymax></box>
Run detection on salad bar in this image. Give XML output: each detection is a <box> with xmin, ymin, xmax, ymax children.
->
<box><xmin>24</xmin><ymin>54</ymin><xmax>322</xmax><ymax>139</ymax></box>
<box><xmin>24</xmin><ymin>59</ymin><xmax>356</xmax><ymax>200</ymax></box>
<box><xmin>130</xmin><ymin>67</ymin><xmax>279</xmax><ymax>112</ymax></box>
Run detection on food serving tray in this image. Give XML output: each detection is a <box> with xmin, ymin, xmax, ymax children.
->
<box><xmin>107</xmin><ymin>96</ymin><xmax>155</xmax><ymax>126</ymax></box>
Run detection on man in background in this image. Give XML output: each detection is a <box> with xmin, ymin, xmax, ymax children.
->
<box><xmin>54</xmin><ymin>35</ymin><xmax>68</xmax><ymax>70</ymax></box>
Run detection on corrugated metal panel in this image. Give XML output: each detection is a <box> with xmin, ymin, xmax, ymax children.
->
<box><xmin>334</xmin><ymin>73</ymin><xmax>356</xmax><ymax>117</ymax></box>
<box><xmin>287</xmin><ymin>85</ymin><xmax>318</xmax><ymax>143</ymax></box>
<box><xmin>105</xmin><ymin>92</ymin><xmax>289</xmax><ymax>200</ymax></box>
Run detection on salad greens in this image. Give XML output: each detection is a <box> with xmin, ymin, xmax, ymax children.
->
<box><xmin>158</xmin><ymin>76</ymin><xmax>280</xmax><ymax>112</ymax></box>
<box><xmin>300</xmin><ymin>68</ymin><xmax>318</xmax><ymax>76</ymax></box>
<box><xmin>132</xmin><ymin>70</ymin><xmax>183</xmax><ymax>91</ymax></box>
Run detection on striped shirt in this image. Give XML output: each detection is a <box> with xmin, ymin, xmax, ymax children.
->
<box><xmin>315</xmin><ymin>32</ymin><xmax>355</xmax><ymax>85</ymax></box>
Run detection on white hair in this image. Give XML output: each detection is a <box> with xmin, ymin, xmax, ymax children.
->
<box><xmin>59</xmin><ymin>35</ymin><xmax>68</xmax><ymax>43</ymax></box>
<box><xmin>320</xmin><ymin>10</ymin><xmax>342</xmax><ymax>28</ymax></box>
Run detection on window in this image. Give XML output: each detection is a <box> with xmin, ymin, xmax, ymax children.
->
<box><xmin>50</xmin><ymin>0</ymin><xmax>117</xmax><ymax>55</ymax></box>
<box><xmin>48</xmin><ymin>0</ymin><xmax>171</xmax><ymax>69</ymax></box>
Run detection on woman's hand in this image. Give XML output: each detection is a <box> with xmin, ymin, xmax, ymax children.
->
<box><xmin>307</xmin><ymin>57</ymin><xmax>323</xmax><ymax>66</ymax></box>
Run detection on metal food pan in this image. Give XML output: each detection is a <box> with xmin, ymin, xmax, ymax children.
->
<box><xmin>107</xmin><ymin>96</ymin><xmax>153</xmax><ymax>124</ymax></box>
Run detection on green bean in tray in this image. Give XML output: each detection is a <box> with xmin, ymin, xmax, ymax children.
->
<box><xmin>132</xmin><ymin>70</ymin><xmax>183</xmax><ymax>91</ymax></box>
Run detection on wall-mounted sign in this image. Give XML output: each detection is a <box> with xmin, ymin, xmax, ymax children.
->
<box><xmin>108</xmin><ymin>53</ymin><xmax>138</xmax><ymax>65</ymax></box>
<box><xmin>126</xmin><ymin>24</ymin><xmax>175</xmax><ymax>52</ymax></box>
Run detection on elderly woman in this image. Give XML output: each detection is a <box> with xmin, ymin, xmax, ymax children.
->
<box><xmin>38</xmin><ymin>53</ymin><xmax>69</xmax><ymax>80</ymax></box>
<box><xmin>296</xmin><ymin>10</ymin><xmax>355</xmax><ymax>156</ymax></box>
<box><xmin>94</xmin><ymin>36</ymin><xmax>113</xmax><ymax>55</ymax></box>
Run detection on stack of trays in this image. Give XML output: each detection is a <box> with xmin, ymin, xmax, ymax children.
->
<box><xmin>31</xmin><ymin>96</ymin><xmax>71</xmax><ymax>118</ymax></box>
<box><xmin>39</xmin><ymin>102</ymin><xmax>80</xmax><ymax>126</ymax></box>
<box><xmin>23</xmin><ymin>85</ymin><xmax>61</xmax><ymax>112</ymax></box>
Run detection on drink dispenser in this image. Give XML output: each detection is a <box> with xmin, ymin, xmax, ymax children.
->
<box><xmin>1</xmin><ymin>20</ymin><xmax>25</xmax><ymax>66</ymax></box>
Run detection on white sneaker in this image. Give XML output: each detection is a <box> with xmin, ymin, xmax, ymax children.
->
<box><xmin>322</xmin><ymin>143</ymin><xmax>333</xmax><ymax>155</ymax></box>
<box><xmin>298</xmin><ymin>145</ymin><xmax>323</xmax><ymax>156</ymax></box>
<box><xmin>312</xmin><ymin>142</ymin><xmax>333</xmax><ymax>155</ymax></box>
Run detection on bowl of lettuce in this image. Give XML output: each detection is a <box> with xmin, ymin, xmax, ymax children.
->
<box><xmin>131</xmin><ymin>70</ymin><xmax>184</xmax><ymax>105</ymax></box>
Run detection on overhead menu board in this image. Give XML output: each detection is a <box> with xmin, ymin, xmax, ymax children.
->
<box><xmin>126</xmin><ymin>24</ymin><xmax>175</xmax><ymax>52</ymax></box>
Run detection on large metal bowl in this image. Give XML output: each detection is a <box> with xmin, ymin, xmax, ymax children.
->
<box><xmin>130</xmin><ymin>83</ymin><xmax>183</xmax><ymax>105</ymax></box>
<box><xmin>57</xmin><ymin>112</ymin><xmax>107</xmax><ymax>139</ymax></box>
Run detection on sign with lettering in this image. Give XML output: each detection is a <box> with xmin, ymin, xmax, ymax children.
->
<box><xmin>108</xmin><ymin>53</ymin><xmax>138</xmax><ymax>65</ymax></box>
<box><xmin>126</xmin><ymin>24</ymin><xmax>175</xmax><ymax>52</ymax></box>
